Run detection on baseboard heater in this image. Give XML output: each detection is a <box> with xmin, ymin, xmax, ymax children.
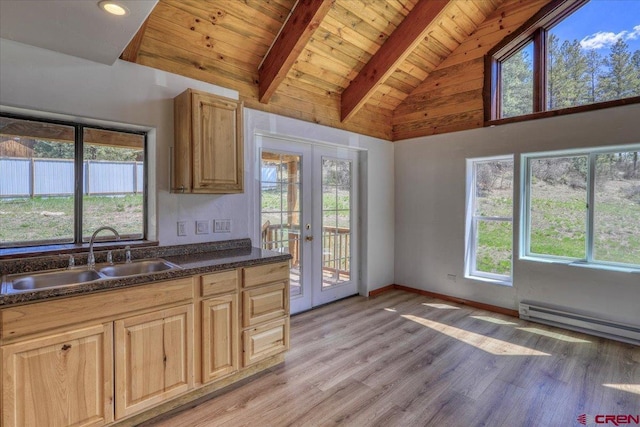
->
<box><xmin>519</xmin><ymin>302</ymin><xmax>640</xmax><ymax>346</ymax></box>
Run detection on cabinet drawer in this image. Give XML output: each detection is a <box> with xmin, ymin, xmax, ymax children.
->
<box><xmin>243</xmin><ymin>262</ymin><xmax>289</xmax><ymax>288</ymax></box>
<box><xmin>1</xmin><ymin>278</ymin><xmax>194</xmax><ymax>342</ymax></box>
<box><xmin>243</xmin><ymin>317</ymin><xmax>289</xmax><ymax>366</ymax></box>
<box><xmin>242</xmin><ymin>282</ymin><xmax>288</xmax><ymax>328</ymax></box>
<box><xmin>201</xmin><ymin>270</ymin><xmax>238</xmax><ymax>297</ymax></box>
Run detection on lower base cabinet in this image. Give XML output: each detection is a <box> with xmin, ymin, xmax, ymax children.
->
<box><xmin>114</xmin><ymin>304</ymin><xmax>194</xmax><ymax>419</ymax></box>
<box><xmin>1</xmin><ymin>324</ymin><xmax>114</xmax><ymax>427</ymax></box>
<box><xmin>202</xmin><ymin>294</ymin><xmax>239</xmax><ymax>383</ymax></box>
<box><xmin>0</xmin><ymin>263</ymin><xmax>289</xmax><ymax>427</ymax></box>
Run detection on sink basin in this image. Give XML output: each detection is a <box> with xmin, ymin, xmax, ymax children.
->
<box><xmin>98</xmin><ymin>259</ymin><xmax>180</xmax><ymax>277</ymax></box>
<box><xmin>8</xmin><ymin>269</ymin><xmax>102</xmax><ymax>291</ymax></box>
<box><xmin>2</xmin><ymin>258</ymin><xmax>181</xmax><ymax>294</ymax></box>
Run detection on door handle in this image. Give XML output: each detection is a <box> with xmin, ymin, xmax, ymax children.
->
<box><xmin>305</xmin><ymin>236</ymin><xmax>313</xmax><ymax>241</ymax></box>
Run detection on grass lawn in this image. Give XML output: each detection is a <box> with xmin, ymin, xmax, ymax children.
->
<box><xmin>477</xmin><ymin>179</ymin><xmax>640</xmax><ymax>274</ymax></box>
<box><xmin>0</xmin><ymin>194</ymin><xmax>143</xmax><ymax>244</ymax></box>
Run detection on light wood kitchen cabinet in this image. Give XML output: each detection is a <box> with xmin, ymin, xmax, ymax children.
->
<box><xmin>1</xmin><ymin>324</ymin><xmax>114</xmax><ymax>427</ymax></box>
<box><xmin>114</xmin><ymin>304</ymin><xmax>194</xmax><ymax>419</ymax></box>
<box><xmin>242</xmin><ymin>281</ymin><xmax>288</xmax><ymax>328</ymax></box>
<box><xmin>202</xmin><ymin>294</ymin><xmax>238</xmax><ymax>383</ymax></box>
<box><xmin>199</xmin><ymin>270</ymin><xmax>239</xmax><ymax>383</ymax></box>
<box><xmin>243</xmin><ymin>317</ymin><xmax>290</xmax><ymax>366</ymax></box>
<box><xmin>241</xmin><ymin>262</ymin><xmax>290</xmax><ymax>367</ymax></box>
<box><xmin>0</xmin><ymin>262</ymin><xmax>289</xmax><ymax>426</ymax></box>
<box><xmin>173</xmin><ymin>88</ymin><xmax>244</xmax><ymax>194</ymax></box>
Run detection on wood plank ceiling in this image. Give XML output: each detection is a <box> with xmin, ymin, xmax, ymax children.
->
<box><xmin>121</xmin><ymin>0</ymin><xmax>547</xmax><ymax>141</ymax></box>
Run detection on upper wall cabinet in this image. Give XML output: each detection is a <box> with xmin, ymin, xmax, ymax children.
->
<box><xmin>173</xmin><ymin>89</ymin><xmax>244</xmax><ymax>194</ymax></box>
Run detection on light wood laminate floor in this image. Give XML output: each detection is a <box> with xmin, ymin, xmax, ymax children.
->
<box><xmin>145</xmin><ymin>290</ymin><xmax>640</xmax><ymax>427</ymax></box>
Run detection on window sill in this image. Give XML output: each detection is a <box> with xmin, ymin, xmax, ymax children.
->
<box><xmin>0</xmin><ymin>240</ymin><xmax>158</xmax><ymax>261</ymax></box>
<box><xmin>485</xmin><ymin>96</ymin><xmax>640</xmax><ymax>128</ymax></box>
<box><xmin>520</xmin><ymin>256</ymin><xmax>640</xmax><ymax>274</ymax></box>
<box><xmin>465</xmin><ymin>274</ymin><xmax>513</xmax><ymax>287</ymax></box>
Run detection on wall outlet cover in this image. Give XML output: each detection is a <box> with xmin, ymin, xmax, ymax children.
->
<box><xmin>196</xmin><ymin>220</ymin><xmax>209</xmax><ymax>235</ymax></box>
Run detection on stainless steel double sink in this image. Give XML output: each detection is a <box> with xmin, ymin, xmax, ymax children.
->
<box><xmin>2</xmin><ymin>259</ymin><xmax>181</xmax><ymax>294</ymax></box>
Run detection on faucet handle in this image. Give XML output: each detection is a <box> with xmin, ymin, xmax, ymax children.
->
<box><xmin>125</xmin><ymin>246</ymin><xmax>132</xmax><ymax>264</ymax></box>
<box><xmin>107</xmin><ymin>250</ymin><xmax>113</xmax><ymax>265</ymax></box>
<box><xmin>68</xmin><ymin>254</ymin><xmax>75</xmax><ymax>269</ymax></box>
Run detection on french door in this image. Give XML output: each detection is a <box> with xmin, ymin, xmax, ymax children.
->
<box><xmin>258</xmin><ymin>135</ymin><xmax>359</xmax><ymax>314</ymax></box>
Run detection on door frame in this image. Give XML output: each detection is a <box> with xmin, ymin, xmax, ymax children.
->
<box><xmin>253</xmin><ymin>131</ymin><xmax>365</xmax><ymax>313</ymax></box>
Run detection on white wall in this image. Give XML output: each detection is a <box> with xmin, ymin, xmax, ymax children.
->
<box><xmin>0</xmin><ymin>39</ymin><xmax>395</xmax><ymax>293</ymax></box>
<box><xmin>394</xmin><ymin>104</ymin><xmax>640</xmax><ymax>326</ymax></box>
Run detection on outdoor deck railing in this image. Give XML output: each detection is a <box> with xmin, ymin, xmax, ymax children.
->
<box><xmin>262</xmin><ymin>223</ymin><xmax>350</xmax><ymax>277</ymax></box>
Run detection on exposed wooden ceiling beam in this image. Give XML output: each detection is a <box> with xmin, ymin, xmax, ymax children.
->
<box><xmin>340</xmin><ymin>0</ymin><xmax>449</xmax><ymax>122</ymax></box>
<box><xmin>120</xmin><ymin>18</ymin><xmax>150</xmax><ymax>63</ymax></box>
<box><xmin>258</xmin><ymin>0</ymin><xmax>334</xmax><ymax>104</ymax></box>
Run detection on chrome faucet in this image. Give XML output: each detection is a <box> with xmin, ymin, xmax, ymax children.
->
<box><xmin>88</xmin><ymin>226</ymin><xmax>121</xmax><ymax>269</ymax></box>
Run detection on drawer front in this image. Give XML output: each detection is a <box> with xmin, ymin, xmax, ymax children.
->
<box><xmin>243</xmin><ymin>317</ymin><xmax>289</xmax><ymax>366</ymax></box>
<box><xmin>243</xmin><ymin>262</ymin><xmax>289</xmax><ymax>288</ymax></box>
<box><xmin>201</xmin><ymin>270</ymin><xmax>238</xmax><ymax>297</ymax></box>
<box><xmin>1</xmin><ymin>278</ymin><xmax>194</xmax><ymax>342</ymax></box>
<box><xmin>242</xmin><ymin>282</ymin><xmax>288</xmax><ymax>328</ymax></box>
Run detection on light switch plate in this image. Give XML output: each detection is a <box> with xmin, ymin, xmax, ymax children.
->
<box><xmin>177</xmin><ymin>221</ymin><xmax>187</xmax><ymax>236</ymax></box>
<box><xmin>196</xmin><ymin>220</ymin><xmax>209</xmax><ymax>235</ymax></box>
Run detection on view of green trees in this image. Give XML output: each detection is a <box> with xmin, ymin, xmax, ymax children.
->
<box><xmin>33</xmin><ymin>140</ymin><xmax>142</xmax><ymax>161</ymax></box>
<box><xmin>501</xmin><ymin>37</ymin><xmax>640</xmax><ymax>118</ymax></box>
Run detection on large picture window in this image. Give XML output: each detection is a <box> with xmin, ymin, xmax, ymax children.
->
<box><xmin>0</xmin><ymin>114</ymin><xmax>146</xmax><ymax>248</ymax></box>
<box><xmin>486</xmin><ymin>0</ymin><xmax>640</xmax><ymax>122</ymax></box>
<box><xmin>522</xmin><ymin>146</ymin><xmax>640</xmax><ymax>268</ymax></box>
<box><xmin>466</xmin><ymin>155</ymin><xmax>514</xmax><ymax>284</ymax></box>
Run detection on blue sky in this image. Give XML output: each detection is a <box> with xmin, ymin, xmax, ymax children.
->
<box><xmin>551</xmin><ymin>0</ymin><xmax>640</xmax><ymax>53</ymax></box>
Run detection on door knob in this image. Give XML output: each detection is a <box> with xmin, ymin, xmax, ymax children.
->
<box><xmin>305</xmin><ymin>236</ymin><xmax>313</xmax><ymax>241</ymax></box>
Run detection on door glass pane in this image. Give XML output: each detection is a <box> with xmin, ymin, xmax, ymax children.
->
<box><xmin>261</xmin><ymin>151</ymin><xmax>302</xmax><ymax>297</ymax></box>
<box><xmin>82</xmin><ymin>128</ymin><xmax>144</xmax><ymax>241</ymax></box>
<box><xmin>529</xmin><ymin>156</ymin><xmax>587</xmax><ymax>258</ymax></box>
<box><xmin>322</xmin><ymin>158</ymin><xmax>352</xmax><ymax>288</ymax></box>
<box><xmin>593</xmin><ymin>151</ymin><xmax>640</xmax><ymax>265</ymax></box>
<box><xmin>0</xmin><ymin>117</ymin><xmax>75</xmax><ymax>246</ymax></box>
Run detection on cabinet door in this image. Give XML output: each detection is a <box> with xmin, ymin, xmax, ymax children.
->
<box><xmin>114</xmin><ymin>304</ymin><xmax>194</xmax><ymax>419</ymax></box>
<box><xmin>192</xmin><ymin>92</ymin><xmax>243</xmax><ymax>193</ymax></box>
<box><xmin>202</xmin><ymin>294</ymin><xmax>238</xmax><ymax>383</ymax></box>
<box><xmin>1</xmin><ymin>324</ymin><xmax>113</xmax><ymax>427</ymax></box>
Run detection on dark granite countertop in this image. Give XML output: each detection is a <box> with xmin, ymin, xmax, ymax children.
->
<box><xmin>0</xmin><ymin>239</ymin><xmax>291</xmax><ymax>307</ymax></box>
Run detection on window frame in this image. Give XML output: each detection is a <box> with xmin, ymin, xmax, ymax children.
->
<box><xmin>0</xmin><ymin>112</ymin><xmax>148</xmax><ymax>249</ymax></box>
<box><xmin>520</xmin><ymin>144</ymin><xmax>640</xmax><ymax>270</ymax></box>
<box><xmin>465</xmin><ymin>154</ymin><xmax>514</xmax><ymax>285</ymax></box>
<box><xmin>484</xmin><ymin>0</ymin><xmax>640</xmax><ymax>125</ymax></box>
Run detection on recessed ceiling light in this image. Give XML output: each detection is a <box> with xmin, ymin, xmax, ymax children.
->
<box><xmin>98</xmin><ymin>1</ymin><xmax>129</xmax><ymax>16</ymax></box>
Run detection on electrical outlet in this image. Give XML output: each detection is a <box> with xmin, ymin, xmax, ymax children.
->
<box><xmin>214</xmin><ymin>219</ymin><xmax>231</xmax><ymax>233</ymax></box>
<box><xmin>196</xmin><ymin>220</ymin><xmax>209</xmax><ymax>235</ymax></box>
<box><xmin>177</xmin><ymin>221</ymin><xmax>187</xmax><ymax>236</ymax></box>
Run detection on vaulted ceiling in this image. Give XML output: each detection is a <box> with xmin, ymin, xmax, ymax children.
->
<box><xmin>119</xmin><ymin>0</ymin><xmax>549</xmax><ymax>141</ymax></box>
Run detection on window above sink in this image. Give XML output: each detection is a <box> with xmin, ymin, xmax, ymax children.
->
<box><xmin>0</xmin><ymin>113</ymin><xmax>148</xmax><ymax>251</ymax></box>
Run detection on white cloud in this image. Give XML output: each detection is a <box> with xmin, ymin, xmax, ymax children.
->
<box><xmin>580</xmin><ymin>24</ymin><xmax>640</xmax><ymax>49</ymax></box>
